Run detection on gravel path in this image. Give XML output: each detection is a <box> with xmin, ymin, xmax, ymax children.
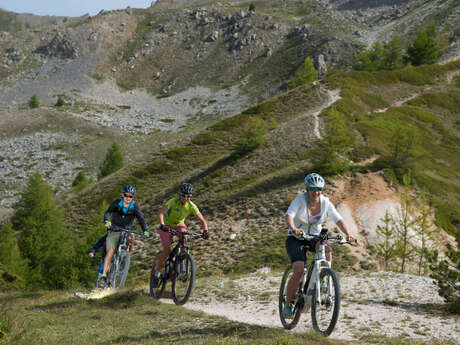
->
<box><xmin>183</xmin><ymin>270</ymin><xmax>459</xmax><ymax>344</ymax></box>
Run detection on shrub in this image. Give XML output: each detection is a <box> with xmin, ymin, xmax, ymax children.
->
<box><xmin>146</xmin><ymin>159</ymin><xmax>173</xmax><ymax>174</ymax></box>
<box><xmin>29</xmin><ymin>94</ymin><xmax>40</xmax><ymax>108</ymax></box>
<box><xmin>192</xmin><ymin>132</ymin><xmax>215</xmax><ymax>145</ymax></box>
<box><xmin>72</xmin><ymin>171</ymin><xmax>91</xmax><ymax>190</ymax></box>
<box><xmin>288</xmin><ymin>57</ymin><xmax>317</xmax><ymax>89</ymax></box>
<box><xmin>99</xmin><ymin>143</ymin><xmax>123</xmax><ymax>179</ymax></box>
<box><xmin>233</xmin><ymin>117</ymin><xmax>267</xmax><ymax>157</ymax></box>
<box><xmin>166</xmin><ymin>147</ymin><xmax>194</xmax><ymax>161</ymax></box>
<box><xmin>55</xmin><ymin>95</ymin><xmax>64</xmax><ymax>107</ymax></box>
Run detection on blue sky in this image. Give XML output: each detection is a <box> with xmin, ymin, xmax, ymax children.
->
<box><xmin>0</xmin><ymin>0</ymin><xmax>155</xmax><ymax>17</ymax></box>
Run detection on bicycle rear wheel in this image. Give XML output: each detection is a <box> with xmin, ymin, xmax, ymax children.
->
<box><xmin>149</xmin><ymin>265</ymin><xmax>167</xmax><ymax>299</ymax></box>
<box><xmin>279</xmin><ymin>265</ymin><xmax>302</xmax><ymax>329</ymax></box>
<box><xmin>172</xmin><ymin>252</ymin><xmax>195</xmax><ymax>305</ymax></box>
<box><xmin>311</xmin><ymin>268</ymin><xmax>340</xmax><ymax>336</ymax></box>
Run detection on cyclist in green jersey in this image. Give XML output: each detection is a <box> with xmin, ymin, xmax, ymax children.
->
<box><xmin>151</xmin><ymin>182</ymin><xmax>209</xmax><ymax>286</ymax></box>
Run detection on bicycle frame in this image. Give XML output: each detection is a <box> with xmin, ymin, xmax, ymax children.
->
<box><xmin>304</xmin><ymin>236</ymin><xmax>331</xmax><ymax>309</ymax></box>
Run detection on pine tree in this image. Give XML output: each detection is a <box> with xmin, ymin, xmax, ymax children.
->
<box><xmin>29</xmin><ymin>94</ymin><xmax>40</xmax><ymax>109</ymax></box>
<box><xmin>0</xmin><ymin>222</ymin><xmax>27</xmax><ymax>289</ymax></box>
<box><xmin>406</xmin><ymin>23</ymin><xmax>439</xmax><ymax>66</ymax></box>
<box><xmin>288</xmin><ymin>57</ymin><xmax>317</xmax><ymax>89</ymax></box>
<box><xmin>72</xmin><ymin>201</ymin><xmax>108</xmax><ymax>287</ymax></box>
<box><xmin>384</xmin><ymin>35</ymin><xmax>404</xmax><ymax>70</ymax></box>
<box><xmin>99</xmin><ymin>143</ymin><xmax>123</xmax><ymax>179</ymax></box>
<box><xmin>13</xmin><ymin>171</ymin><xmax>75</xmax><ymax>289</ymax></box>
<box><xmin>375</xmin><ymin>210</ymin><xmax>396</xmax><ymax>271</ymax></box>
<box><xmin>393</xmin><ymin>173</ymin><xmax>416</xmax><ymax>273</ymax></box>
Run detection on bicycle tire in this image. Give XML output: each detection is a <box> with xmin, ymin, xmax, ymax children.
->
<box><xmin>107</xmin><ymin>255</ymin><xmax>119</xmax><ymax>289</ymax></box>
<box><xmin>279</xmin><ymin>265</ymin><xmax>302</xmax><ymax>330</ymax></box>
<box><xmin>114</xmin><ymin>251</ymin><xmax>130</xmax><ymax>289</ymax></box>
<box><xmin>311</xmin><ymin>267</ymin><xmax>340</xmax><ymax>336</ymax></box>
<box><xmin>172</xmin><ymin>252</ymin><xmax>195</xmax><ymax>305</ymax></box>
<box><xmin>149</xmin><ymin>266</ymin><xmax>167</xmax><ymax>299</ymax></box>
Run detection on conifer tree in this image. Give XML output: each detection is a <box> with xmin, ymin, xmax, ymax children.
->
<box><xmin>384</xmin><ymin>35</ymin><xmax>404</xmax><ymax>70</ymax></box>
<box><xmin>99</xmin><ymin>143</ymin><xmax>123</xmax><ymax>179</ymax></box>
<box><xmin>375</xmin><ymin>210</ymin><xmax>396</xmax><ymax>271</ymax></box>
<box><xmin>29</xmin><ymin>94</ymin><xmax>40</xmax><ymax>108</ymax></box>
<box><xmin>13</xmin><ymin>171</ymin><xmax>75</xmax><ymax>289</ymax></box>
<box><xmin>357</xmin><ymin>42</ymin><xmax>386</xmax><ymax>71</ymax></box>
<box><xmin>72</xmin><ymin>200</ymin><xmax>108</xmax><ymax>287</ymax></box>
<box><xmin>288</xmin><ymin>57</ymin><xmax>317</xmax><ymax>89</ymax></box>
<box><xmin>393</xmin><ymin>173</ymin><xmax>416</xmax><ymax>273</ymax></box>
<box><xmin>406</xmin><ymin>23</ymin><xmax>439</xmax><ymax>66</ymax></box>
<box><xmin>0</xmin><ymin>222</ymin><xmax>27</xmax><ymax>289</ymax></box>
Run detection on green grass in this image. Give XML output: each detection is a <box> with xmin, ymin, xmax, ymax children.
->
<box><xmin>0</xmin><ymin>289</ymin><xmax>343</xmax><ymax>345</ymax></box>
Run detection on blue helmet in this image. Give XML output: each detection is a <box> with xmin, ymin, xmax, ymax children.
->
<box><xmin>122</xmin><ymin>185</ymin><xmax>136</xmax><ymax>195</ymax></box>
<box><xmin>304</xmin><ymin>173</ymin><xmax>324</xmax><ymax>190</ymax></box>
<box><xmin>179</xmin><ymin>182</ymin><xmax>193</xmax><ymax>196</ymax></box>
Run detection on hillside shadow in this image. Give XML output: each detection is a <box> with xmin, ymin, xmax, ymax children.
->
<box><xmin>106</xmin><ymin>321</ymin><xmax>270</xmax><ymax>345</ymax></box>
<box><xmin>0</xmin><ymin>291</ymin><xmax>43</xmax><ymax>304</ymax></box>
<box><xmin>29</xmin><ymin>299</ymin><xmax>80</xmax><ymax>311</ymax></box>
<box><xmin>362</xmin><ymin>299</ymin><xmax>450</xmax><ymax>316</ymax></box>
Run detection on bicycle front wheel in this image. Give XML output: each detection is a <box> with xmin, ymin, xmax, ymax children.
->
<box><xmin>172</xmin><ymin>252</ymin><xmax>195</xmax><ymax>305</ymax></box>
<box><xmin>279</xmin><ymin>265</ymin><xmax>302</xmax><ymax>330</ymax></box>
<box><xmin>115</xmin><ymin>251</ymin><xmax>130</xmax><ymax>288</ymax></box>
<box><xmin>311</xmin><ymin>268</ymin><xmax>340</xmax><ymax>336</ymax></box>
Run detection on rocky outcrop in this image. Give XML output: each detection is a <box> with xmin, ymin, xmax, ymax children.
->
<box><xmin>34</xmin><ymin>32</ymin><xmax>79</xmax><ymax>59</ymax></box>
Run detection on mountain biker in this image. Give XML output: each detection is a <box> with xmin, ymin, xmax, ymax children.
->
<box><xmin>99</xmin><ymin>185</ymin><xmax>149</xmax><ymax>288</ymax></box>
<box><xmin>151</xmin><ymin>182</ymin><xmax>209</xmax><ymax>287</ymax></box>
<box><xmin>283</xmin><ymin>173</ymin><xmax>355</xmax><ymax>317</ymax></box>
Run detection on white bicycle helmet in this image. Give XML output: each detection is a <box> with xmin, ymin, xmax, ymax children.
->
<box><xmin>304</xmin><ymin>173</ymin><xmax>325</xmax><ymax>190</ymax></box>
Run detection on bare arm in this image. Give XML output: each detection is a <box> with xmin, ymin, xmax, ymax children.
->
<box><xmin>158</xmin><ymin>205</ymin><xmax>169</xmax><ymax>225</ymax></box>
<box><xmin>285</xmin><ymin>214</ymin><xmax>303</xmax><ymax>236</ymax></box>
<box><xmin>196</xmin><ymin>212</ymin><xmax>208</xmax><ymax>231</ymax></box>
<box><xmin>336</xmin><ymin>219</ymin><xmax>355</xmax><ymax>242</ymax></box>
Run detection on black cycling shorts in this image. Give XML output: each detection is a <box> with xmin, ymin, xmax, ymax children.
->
<box><xmin>285</xmin><ymin>236</ymin><xmax>319</xmax><ymax>263</ymax></box>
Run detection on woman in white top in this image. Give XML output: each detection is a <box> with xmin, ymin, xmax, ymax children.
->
<box><xmin>283</xmin><ymin>173</ymin><xmax>354</xmax><ymax>317</ymax></box>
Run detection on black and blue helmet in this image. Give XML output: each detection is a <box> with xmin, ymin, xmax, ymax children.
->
<box><xmin>122</xmin><ymin>185</ymin><xmax>136</xmax><ymax>195</ymax></box>
<box><xmin>179</xmin><ymin>182</ymin><xmax>193</xmax><ymax>196</ymax></box>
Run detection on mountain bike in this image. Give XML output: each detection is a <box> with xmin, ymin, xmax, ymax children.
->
<box><xmin>150</xmin><ymin>226</ymin><xmax>204</xmax><ymax>305</ymax></box>
<box><xmin>96</xmin><ymin>225</ymin><xmax>144</xmax><ymax>289</ymax></box>
<box><xmin>279</xmin><ymin>228</ymin><xmax>355</xmax><ymax>336</ymax></box>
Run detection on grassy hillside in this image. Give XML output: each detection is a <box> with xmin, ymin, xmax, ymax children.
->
<box><xmin>60</xmin><ymin>60</ymin><xmax>460</xmax><ymax>283</ymax></box>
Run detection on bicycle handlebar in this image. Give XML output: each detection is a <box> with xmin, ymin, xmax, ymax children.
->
<box><xmin>162</xmin><ymin>226</ymin><xmax>204</xmax><ymax>239</ymax></box>
<box><xmin>109</xmin><ymin>225</ymin><xmax>146</xmax><ymax>236</ymax></box>
<box><xmin>297</xmin><ymin>228</ymin><xmax>358</xmax><ymax>245</ymax></box>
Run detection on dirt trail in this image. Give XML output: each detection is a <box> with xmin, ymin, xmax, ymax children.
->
<box><xmin>177</xmin><ymin>270</ymin><xmax>459</xmax><ymax>344</ymax></box>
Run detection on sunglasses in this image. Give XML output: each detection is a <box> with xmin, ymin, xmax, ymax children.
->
<box><xmin>307</xmin><ymin>187</ymin><xmax>323</xmax><ymax>192</ymax></box>
<box><xmin>180</xmin><ymin>194</ymin><xmax>192</xmax><ymax>198</ymax></box>
<box><xmin>123</xmin><ymin>193</ymin><xmax>134</xmax><ymax>199</ymax></box>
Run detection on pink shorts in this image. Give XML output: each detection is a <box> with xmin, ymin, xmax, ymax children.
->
<box><xmin>158</xmin><ymin>224</ymin><xmax>188</xmax><ymax>247</ymax></box>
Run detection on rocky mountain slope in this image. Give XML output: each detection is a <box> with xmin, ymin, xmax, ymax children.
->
<box><xmin>0</xmin><ymin>0</ymin><xmax>459</xmax><ymax>216</ymax></box>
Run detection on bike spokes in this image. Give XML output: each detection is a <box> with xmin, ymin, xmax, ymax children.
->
<box><xmin>172</xmin><ymin>253</ymin><xmax>195</xmax><ymax>305</ymax></box>
<box><xmin>279</xmin><ymin>265</ymin><xmax>302</xmax><ymax>330</ymax></box>
<box><xmin>150</xmin><ymin>268</ymin><xmax>166</xmax><ymax>299</ymax></box>
<box><xmin>311</xmin><ymin>268</ymin><xmax>340</xmax><ymax>336</ymax></box>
